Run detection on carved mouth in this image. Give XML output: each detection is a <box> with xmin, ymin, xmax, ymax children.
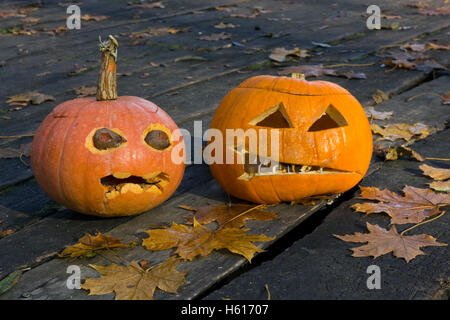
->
<box><xmin>238</xmin><ymin>154</ymin><xmax>355</xmax><ymax>181</ymax></box>
<box><xmin>101</xmin><ymin>172</ymin><xmax>170</xmax><ymax>198</ymax></box>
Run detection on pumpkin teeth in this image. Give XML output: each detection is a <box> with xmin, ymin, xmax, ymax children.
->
<box><xmin>239</xmin><ymin>153</ymin><xmax>354</xmax><ymax>180</ymax></box>
<box><xmin>101</xmin><ymin>172</ymin><xmax>170</xmax><ymax>197</ymax></box>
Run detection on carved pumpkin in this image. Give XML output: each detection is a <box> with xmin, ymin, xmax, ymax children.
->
<box><xmin>31</xmin><ymin>36</ymin><xmax>185</xmax><ymax>217</ymax></box>
<box><xmin>209</xmin><ymin>74</ymin><xmax>372</xmax><ymax>203</ymax></box>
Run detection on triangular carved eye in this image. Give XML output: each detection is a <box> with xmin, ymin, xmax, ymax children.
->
<box><xmin>308</xmin><ymin>104</ymin><xmax>348</xmax><ymax>132</ymax></box>
<box><xmin>249</xmin><ymin>102</ymin><xmax>293</xmax><ymax>128</ymax></box>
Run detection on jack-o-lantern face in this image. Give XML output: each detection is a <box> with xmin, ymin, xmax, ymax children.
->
<box><xmin>31</xmin><ymin>96</ymin><xmax>185</xmax><ymax>217</ymax></box>
<box><xmin>209</xmin><ymin>75</ymin><xmax>373</xmax><ymax>204</ymax></box>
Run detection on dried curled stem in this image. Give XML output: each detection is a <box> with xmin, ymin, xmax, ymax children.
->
<box><xmin>96</xmin><ymin>35</ymin><xmax>119</xmax><ymax>101</ymax></box>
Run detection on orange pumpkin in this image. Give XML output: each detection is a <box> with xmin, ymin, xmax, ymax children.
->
<box><xmin>209</xmin><ymin>74</ymin><xmax>372</xmax><ymax>203</ymax></box>
<box><xmin>31</xmin><ymin>36</ymin><xmax>185</xmax><ymax>217</ymax></box>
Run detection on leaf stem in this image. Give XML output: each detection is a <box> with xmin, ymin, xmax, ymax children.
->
<box><xmin>219</xmin><ymin>204</ymin><xmax>267</xmax><ymax>229</ymax></box>
<box><xmin>400</xmin><ymin>211</ymin><xmax>446</xmax><ymax>236</ymax></box>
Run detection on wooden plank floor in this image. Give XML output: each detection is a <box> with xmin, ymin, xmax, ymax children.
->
<box><xmin>0</xmin><ymin>0</ymin><xmax>449</xmax><ymax>299</ymax></box>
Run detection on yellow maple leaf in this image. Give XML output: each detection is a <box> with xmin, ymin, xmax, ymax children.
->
<box><xmin>81</xmin><ymin>257</ymin><xmax>186</xmax><ymax>300</ymax></box>
<box><xmin>142</xmin><ymin>219</ymin><xmax>274</xmax><ymax>262</ymax></box>
<box><xmin>58</xmin><ymin>232</ymin><xmax>135</xmax><ymax>258</ymax></box>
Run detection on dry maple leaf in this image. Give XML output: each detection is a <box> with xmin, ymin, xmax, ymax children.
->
<box><xmin>58</xmin><ymin>232</ymin><xmax>135</xmax><ymax>258</ymax></box>
<box><xmin>365</xmin><ymin>107</ymin><xmax>393</xmax><ymax>120</ymax></box>
<box><xmin>73</xmin><ymin>85</ymin><xmax>96</xmax><ymax>97</ymax></box>
<box><xmin>132</xmin><ymin>2</ymin><xmax>165</xmax><ymax>9</ymax></box>
<box><xmin>142</xmin><ymin>220</ymin><xmax>274</xmax><ymax>262</ymax></box>
<box><xmin>371</xmin><ymin>122</ymin><xmax>433</xmax><ymax>142</ymax></box>
<box><xmin>181</xmin><ymin>204</ymin><xmax>278</xmax><ymax>228</ymax></box>
<box><xmin>420</xmin><ymin>164</ymin><xmax>450</xmax><ymax>181</ymax></box>
<box><xmin>214</xmin><ymin>22</ymin><xmax>236</xmax><ymax>29</ymax></box>
<box><xmin>199</xmin><ymin>32</ymin><xmax>231</xmax><ymax>41</ymax></box>
<box><xmin>372</xmin><ymin>89</ymin><xmax>389</xmax><ymax>104</ymax></box>
<box><xmin>334</xmin><ymin>223</ymin><xmax>446</xmax><ymax>262</ymax></box>
<box><xmin>374</xmin><ymin>144</ymin><xmax>424</xmax><ymax>162</ymax></box>
<box><xmin>429</xmin><ymin>181</ymin><xmax>450</xmax><ymax>193</ymax></box>
<box><xmin>442</xmin><ymin>91</ymin><xmax>450</xmax><ymax>105</ymax></box>
<box><xmin>81</xmin><ymin>14</ymin><xmax>109</xmax><ymax>21</ymax></box>
<box><xmin>351</xmin><ymin>186</ymin><xmax>450</xmax><ymax>224</ymax></box>
<box><xmin>269</xmin><ymin>47</ymin><xmax>309</xmax><ymax>62</ymax></box>
<box><xmin>82</xmin><ymin>257</ymin><xmax>186</xmax><ymax>300</ymax></box>
<box><xmin>0</xmin><ymin>143</ymin><xmax>32</xmax><ymax>159</ymax></box>
<box><xmin>7</xmin><ymin>92</ymin><xmax>55</xmax><ymax>106</ymax></box>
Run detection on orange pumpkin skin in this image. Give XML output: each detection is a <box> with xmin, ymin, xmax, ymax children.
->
<box><xmin>31</xmin><ymin>96</ymin><xmax>185</xmax><ymax>217</ymax></box>
<box><xmin>209</xmin><ymin>75</ymin><xmax>372</xmax><ymax>204</ymax></box>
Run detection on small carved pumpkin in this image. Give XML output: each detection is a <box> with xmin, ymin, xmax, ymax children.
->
<box><xmin>31</xmin><ymin>36</ymin><xmax>185</xmax><ymax>217</ymax></box>
<box><xmin>209</xmin><ymin>74</ymin><xmax>372</xmax><ymax>203</ymax></box>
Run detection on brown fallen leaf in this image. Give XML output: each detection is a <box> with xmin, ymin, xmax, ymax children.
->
<box><xmin>81</xmin><ymin>14</ymin><xmax>109</xmax><ymax>21</ymax></box>
<box><xmin>425</xmin><ymin>42</ymin><xmax>450</xmax><ymax>51</ymax></box>
<box><xmin>269</xmin><ymin>47</ymin><xmax>309</xmax><ymax>62</ymax></box>
<box><xmin>372</xmin><ymin>89</ymin><xmax>389</xmax><ymax>104</ymax></box>
<box><xmin>82</xmin><ymin>257</ymin><xmax>186</xmax><ymax>300</ymax></box>
<box><xmin>132</xmin><ymin>2</ymin><xmax>165</xmax><ymax>9</ymax></box>
<box><xmin>420</xmin><ymin>164</ymin><xmax>450</xmax><ymax>181</ymax></box>
<box><xmin>365</xmin><ymin>107</ymin><xmax>393</xmax><ymax>120</ymax></box>
<box><xmin>0</xmin><ymin>229</ymin><xmax>15</xmax><ymax>239</ymax></box>
<box><xmin>7</xmin><ymin>92</ymin><xmax>55</xmax><ymax>106</ymax></box>
<box><xmin>214</xmin><ymin>22</ymin><xmax>236</xmax><ymax>29</ymax></box>
<box><xmin>429</xmin><ymin>181</ymin><xmax>450</xmax><ymax>193</ymax></box>
<box><xmin>351</xmin><ymin>186</ymin><xmax>450</xmax><ymax>224</ymax></box>
<box><xmin>0</xmin><ymin>142</ymin><xmax>31</xmax><ymax>159</ymax></box>
<box><xmin>334</xmin><ymin>223</ymin><xmax>446</xmax><ymax>262</ymax></box>
<box><xmin>418</xmin><ymin>7</ymin><xmax>450</xmax><ymax>16</ymax></box>
<box><xmin>142</xmin><ymin>219</ymin><xmax>274</xmax><ymax>261</ymax></box>
<box><xmin>73</xmin><ymin>85</ymin><xmax>96</xmax><ymax>97</ymax></box>
<box><xmin>375</xmin><ymin>145</ymin><xmax>425</xmax><ymax>162</ymax></box>
<box><xmin>340</xmin><ymin>70</ymin><xmax>366</xmax><ymax>79</ymax></box>
<box><xmin>371</xmin><ymin>122</ymin><xmax>433</xmax><ymax>142</ymax></box>
<box><xmin>442</xmin><ymin>91</ymin><xmax>450</xmax><ymax>105</ymax></box>
<box><xmin>279</xmin><ymin>65</ymin><xmax>336</xmax><ymax>77</ymax></box>
<box><xmin>181</xmin><ymin>204</ymin><xmax>278</xmax><ymax>228</ymax></box>
<box><xmin>199</xmin><ymin>32</ymin><xmax>231</xmax><ymax>41</ymax></box>
<box><xmin>58</xmin><ymin>232</ymin><xmax>135</xmax><ymax>258</ymax></box>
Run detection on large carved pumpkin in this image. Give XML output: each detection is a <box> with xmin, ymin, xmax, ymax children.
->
<box><xmin>31</xmin><ymin>36</ymin><xmax>185</xmax><ymax>217</ymax></box>
<box><xmin>209</xmin><ymin>74</ymin><xmax>372</xmax><ymax>203</ymax></box>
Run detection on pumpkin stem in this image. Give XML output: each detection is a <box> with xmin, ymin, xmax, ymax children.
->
<box><xmin>97</xmin><ymin>35</ymin><xmax>118</xmax><ymax>101</ymax></box>
<box><xmin>290</xmin><ymin>73</ymin><xmax>305</xmax><ymax>80</ymax></box>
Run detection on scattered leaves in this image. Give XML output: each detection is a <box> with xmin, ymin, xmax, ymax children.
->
<box><xmin>199</xmin><ymin>32</ymin><xmax>231</xmax><ymax>41</ymax></box>
<box><xmin>181</xmin><ymin>204</ymin><xmax>278</xmax><ymax>229</ymax></box>
<box><xmin>371</xmin><ymin>122</ymin><xmax>433</xmax><ymax>142</ymax></box>
<box><xmin>81</xmin><ymin>14</ymin><xmax>109</xmax><ymax>21</ymax></box>
<box><xmin>372</xmin><ymin>89</ymin><xmax>389</xmax><ymax>104</ymax></box>
<box><xmin>7</xmin><ymin>92</ymin><xmax>55</xmax><ymax>106</ymax></box>
<box><xmin>82</xmin><ymin>257</ymin><xmax>186</xmax><ymax>300</ymax></box>
<box><xmin>420</xmin><ymin>164</ymin><xmax>450</xmax><ymax>181</ymax></box>
<box><xmin>365</xmin><ymin>107</ymin><xmax>393</xmax><ymax>120</ymax></box>
<box><xmin>429</xmin><ymin>181</ymin><xmax>450</xmax><ymax>193</ymax></box>
<box><xmin>74</xmin><ymin>85</ymin><xmax>96</xmax><ymax>97</ymax></box>
<box><xmin>132</xmin><ymin>2</ymin><xmax>165</xmax><ymax>9</ymax></box>
<box><xmin>0</xmin><ymin>269</ymin><xmax>24</xmax><ymax>296</ymax></box>
<box><xmin>0</xmin><ymin>143</ymin><xmax>31</xmax><ymax>159</ymax></box>
<box><xmin>374</xmin><ymin>144</ymin><xmax>424</xmax><ymax>162</ymax></box>
<box><xmin>334</xmin><ymin>223</ymin><xmax>446</xmax><ymax>262</ymax></box>
<box><xmin>58</xmin><ymin>232</ymin><xmax>135</xmax><ymax>258</ymax></box>
<box><xmin>351</xmin><ymin>186</ymin><xmax>450</xmax><ymax>224</ymax></box>
<box><xmin>269</xmin><ymin>47</ymin><xmax>309</xmax><ymax>62</ymax></box>
<box><xmin>0</xmin><ymin>229</ymin><xmax>15</xmax><ymax>239</ymax></box>
<box><xmin>214</xmin><ymin>22</ymin><xmax>236</xmax><ymax>29</ymax></box>
<box><xmin>142</xmin><ymin>219</ymin><xmax>274</xmax><ymax>262</ymax></box>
